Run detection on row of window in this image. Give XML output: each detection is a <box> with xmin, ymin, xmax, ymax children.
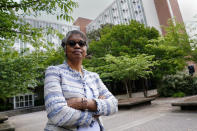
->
<box><xmin>87</xmin><ymin>0</ymin><xmax>146</xmax><ymax>32</ymax></box>
<box><xmin>15</xmin><ymin>18</ymin><xmax>79</xmax><ymax>52</ymax></box>
<box><xmin>25</xmin><ymin>20</ymin><xmax>75</xmax><ymax>33</ymax></box>
<box><xmin>14</xmin><ymin>94</ymin><xmax>34</xmax><ymax>109</ymax></box>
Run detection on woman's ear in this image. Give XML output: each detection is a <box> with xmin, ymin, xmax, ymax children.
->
<box><xmin>64</xmin><ymin>46</ymin><xmax>67</xmax><ymax>54</ymax></box>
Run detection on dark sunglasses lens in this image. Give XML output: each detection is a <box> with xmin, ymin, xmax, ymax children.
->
<box><xmin>67</xmin><ymin>40</ymin><xmax>86</xmax><ymax>47</ymax></box>
<box><xmin>78</xmin><ymin>41</ymin><xmax>86</xmax><ymax>47</ymax></box>
<box><xmin>68</xmin><ymin>41</ymin><xmax>76</xmax><ymax>47</ymax></box>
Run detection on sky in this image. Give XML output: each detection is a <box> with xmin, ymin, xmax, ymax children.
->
<box><xmin>71</xmin><ymin>0</ymin><xmax>197</xmax><ymax>24</ymax></box>
<box><xmin>177</xmin><ymin>0</ymin><xmax>197</xmax><ymax>23</ymax></box>
<box><xmin>14</xmin><ymin>0</ymin><xmax>197</xmax><ymax>27</ymax></box>
<box><xmin>71</xmin><ymin>0</ymin><xmax>114</xmax><ymax>20</ymax></box>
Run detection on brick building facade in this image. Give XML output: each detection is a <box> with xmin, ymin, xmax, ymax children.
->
<box><xmin>73</xmin><ymin>17</ymin><xmax>92</xmax><ymax>34</ymax></box>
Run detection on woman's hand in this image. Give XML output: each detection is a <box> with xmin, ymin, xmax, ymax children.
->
<box><xmin>98</xmin><ymin>95</ymin><xmax>105</xmax><ymax>99</ymax></box>
<box><xmin>67</xmin><ymin>97</ymin><xmax>84</xmax><ymax>110</ymax></box>
<box><xmin>67</xmin><ymin>95</ymin><xmax>106</xmax><ymax>111</ymax></box>
<box><xmin>94</xmin><ymin>95</ymin><xmax>106</xmax><ymax>119</ymax></box>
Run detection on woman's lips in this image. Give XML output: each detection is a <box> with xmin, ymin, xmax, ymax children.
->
<box><xmin>73</xmin><ymin>50</ymin><xmax>82</xmax><ymax>55</ymax></box>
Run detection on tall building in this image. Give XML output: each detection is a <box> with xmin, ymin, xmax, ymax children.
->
<box><xmin>84</xmin><ymin>0</ymin><xmax>183</xmax><ymax>35</ymax></box>
<box><xmin>14</xmin><ymin>18</ymin><xmax>79</xmax><ymax>53</ymax></box>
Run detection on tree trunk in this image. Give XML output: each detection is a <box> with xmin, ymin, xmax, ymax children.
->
<box><xmin>128</xmin><ymin>80</ymin><xmax>133</xmax><ymax>98</ymax></box>
<box><xmin>123</xmin><ymin>80</ymin><xmax>130</xmax><ymax>98</ymax></box>
<box><xmin>143</xmin><ymin>79</ymin><xmax>148</xmax><ymax>98</ymax></box>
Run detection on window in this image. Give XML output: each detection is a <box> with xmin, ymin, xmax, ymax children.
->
<box><xmin>141</xmin><ymin>19</ymin><xmax>144</xmax><ymax>24</ymax></box>
<box><xmin>14</xmin><ymin>94</ymin><xmax>34</xmax><ymax>109</ymax></box>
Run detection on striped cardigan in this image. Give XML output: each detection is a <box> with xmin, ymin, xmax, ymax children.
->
<box><xmin>44</xmin><ymin>62</ymin><xmax>118</xmax><ymax>131</ymax></box>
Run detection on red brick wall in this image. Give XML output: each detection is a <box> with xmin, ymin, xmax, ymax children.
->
<box><xmin>154</xmin><ymin>0</ymin><xmax>172</xmax><ymax>35</ymax></box>
<box><xmin>154</xmin><ymin>0</ymin><xmax>184</xmax><ymax>35</ymax></box>
<box><xmin>73</xmin><ymin>17</ymin><xmax>92</xmax><ymax>34</ymax></box>
<box><xmin>169</xmin><ymin>0</ymin><xmax>184</xmax><ymax>24</ymax></box>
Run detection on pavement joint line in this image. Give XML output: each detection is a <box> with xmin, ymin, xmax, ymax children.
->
<box><xmin>107</xmin><ymin>113</ymin><xmax>166</xmax><ymax>131</ymax></box>
<box><xmin>102</xmin><ymin>110</ymin><xmax>134</xmax><ymax>121</ymax></box>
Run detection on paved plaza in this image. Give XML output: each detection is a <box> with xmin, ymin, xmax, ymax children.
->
<box><xmin>8</xmin><ymin>97</ymin><xmax>197</xmax><ymax>131</ymax></box>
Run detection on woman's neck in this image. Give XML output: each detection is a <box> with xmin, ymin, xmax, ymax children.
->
<box><xmin>67</xmin><ymin>60</ymin><xmax>82</xmax><ymax>73</ymax></box>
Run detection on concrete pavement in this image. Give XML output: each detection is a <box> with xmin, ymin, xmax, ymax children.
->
<box><xmin>8</xmin><ymin>97</ymin><xmax>197</xmax><ymax>131</ymax></box>
<box><xmin>103</xmin><ymin>97</ymin><xmax>197</xmax><ymax>131</ymax></box>
<box><xmin>9</xmin><ymin>111</ymin><xmax>47</xmax><ymax>131</ymax></box>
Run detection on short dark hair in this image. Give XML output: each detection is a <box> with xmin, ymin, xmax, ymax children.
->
<box><xmin>61</xmin><ymin>30</ymin><xmax>88</xmax><ymax>48</ymax></box>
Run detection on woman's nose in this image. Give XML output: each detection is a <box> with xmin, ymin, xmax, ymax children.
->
<box><xmin>74</xmin><ymin>43</ymin><xmax>80</xmax><ymax>48</ymax></box>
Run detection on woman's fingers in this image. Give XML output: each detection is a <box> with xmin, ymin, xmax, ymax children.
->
<box><xmin>93</xmin><ymin>115</ymin><xmax>100</xmax><ymax>119</ymax></box>
<box><xmin>67</xmin><ymin>97</ymin><xmax>83</xmax><ymax>109</ymax></box>
<box><xmin>98</xmin><ymin>95</ymin><xmax>105</xmax><ymax>99</ymax></box>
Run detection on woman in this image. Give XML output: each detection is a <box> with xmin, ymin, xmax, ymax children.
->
<box><xmin>44</xmin><ymin>30</ymin><xmax>118</xmax><ymax>131</ymax></box>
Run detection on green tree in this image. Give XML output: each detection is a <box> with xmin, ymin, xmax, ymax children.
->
<box><xmin>0</xmin><ymin>0</ymin><xmax>77</xmax><ymax>40</ymax></box>
<box><xmin>191</xmin><ymin>49</ymin><xmax>197</xmax><ymax>62</ymax></box>
<box><xmin>164</xmin><ymin>19</ymin><xmax>191</xmax><ymax>55</ymax></box>
<box><xmin>0</xmin><ymin>46</ymin><xmax>65</xmax><ymax>100</ymax></box>
<box><xmin>145</xmin><ymin>38</ymin><xmax>186</xmax><ymax>79</ymax></box>
<box><xmin>189</xmin><ymin>17</ymin><xmax>197</xmax><ymax>62</ymax></box>
<box><xmin>85</xmin><ymin>19</ymin><xmax>191</xmax><ymax>95</ymax></box>
<box><xmin>88</xmin><ymin>54</ymin><xmax>157</xmax><ymax>98</ymax></box>
<box><xmin>0</xmin><ymin>55</ymin><xmax>37</xmax><ymax>100</ymax></box>
<box><xmin>88</xmin><ymin>20</ymin><xmax>159</xmax><ymax>58</ymax></box>
<box><xmin>145</xmin><ymin>19</ymin><xmax>192</xmax><ymax>79</ymax></box>
<box><xmin>84</xmin><ymin>20</ymin><xmax>160</xmax><ymax>96</ymax></box>
<box><xmin>87</xmin><ymin>23</ymin><xmax>114</xmax><ymax>42</ymax></box>
<box><xmin>0</xmin><ymin>0</ymin><xmax>77</xmax><ymax>54</ymax></box>
<box><xmin>0</xmin><ymin>0</ymin><xmax>77</xmax><ymax>100</ymax></box>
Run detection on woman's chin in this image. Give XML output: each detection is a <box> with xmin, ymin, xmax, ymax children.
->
<box><xmin>70</xmin><ymin>56</ymin><xmax>83</xmax><ymax>61</ymax></box>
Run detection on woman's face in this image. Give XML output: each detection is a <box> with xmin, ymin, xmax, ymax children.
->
<box><xmin>65</xmin><ymin>34</ymin><xmax>87</xmax><ymax>62</ymax></box>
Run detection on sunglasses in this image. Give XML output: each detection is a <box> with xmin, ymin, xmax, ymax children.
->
<box><xmin>67</xmin><ymin>40</ymin><xmax>86</xmax><ymax>47</ymax></box>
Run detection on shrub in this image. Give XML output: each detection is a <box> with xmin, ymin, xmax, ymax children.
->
<box><xmin>172</xmin><ymin>92</ymin><xmax>185</xmax><ymax>97</ymax></box>
<box><xmin>158</xmin><ymin>71</ymin><xmax>197</xmax><ymax>97</ymax></box>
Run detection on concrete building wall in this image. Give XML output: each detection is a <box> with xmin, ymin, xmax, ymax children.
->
<box><xmin>14</xmin><ymin>18</ymin><xmax>79</xmax><ymax>52</ymax></box>
<box><xmin>141</xmin><ymin>0</ymin><xmax>162</xmax><ymax>34</ymax></box>
<box><xmin>86</xmin><ymin>0</ymin><xmax>166</xmax><ymax>34</ymax></box>
<box><xmin>86</xmin><ymin>0</ymin><xmax>147</xmax><ymax>33</ymax></box>
<box><xmin>84</xmin><ymin>0</ymin><xmax>183</xmax><ymax>35</ymax></box>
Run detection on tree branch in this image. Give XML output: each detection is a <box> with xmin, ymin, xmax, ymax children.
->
<box><xmin>0</xmin><ymin>0</ymin><xmax>40</xmax><ymax>9</ymax></box>
<box><xmin>0</xmin><ymin>28</ymin><xmax>32</xmax><ymax>36</ymax></box>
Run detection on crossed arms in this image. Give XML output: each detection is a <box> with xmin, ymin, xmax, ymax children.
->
<box><xmin>44</xmin><ymin>66</ymin><xmax>118</xmax><ymax>128</ymax></box>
